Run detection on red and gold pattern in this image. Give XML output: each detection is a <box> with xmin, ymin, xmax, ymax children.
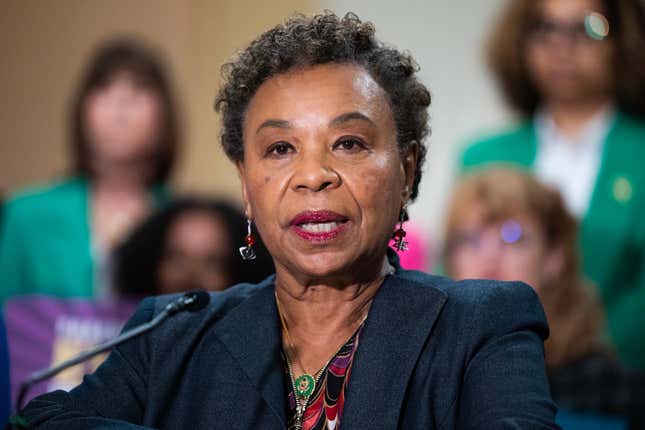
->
<box><xmin>285</xmin><ymin>323</ymin><xmax>364</xmax><ymax>430</ymax></box>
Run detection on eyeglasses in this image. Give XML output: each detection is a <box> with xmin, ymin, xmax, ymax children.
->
<box><xmin>447</xmin><ymin>220</ymin><xmax>536</xmax><ymax>254</ymax></box>
<box><xmin>527</xmin><ymin>12</ymin><xmax>610</xmax><ymax>44</ymax></box>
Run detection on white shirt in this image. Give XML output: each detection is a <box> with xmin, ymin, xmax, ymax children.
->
<box><xmin>533</xmin><ymin>106</ymin><xmax>616</xmax><ymax>218</ymax></box>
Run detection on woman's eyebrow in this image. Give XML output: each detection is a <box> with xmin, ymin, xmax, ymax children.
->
<box><xmin>255</xmin><ymin>112</ymin><xmax>375</xmax><ymax>134</ymax></box>
<box><xmin>330</xmin><ymin>111</ymin><xmax>376</xmax><ymax>128</ymax></box>
<box><xmin>256</xmin><ymin>119</ymin><xmax>291</xmax><ymax>134</ymax></box>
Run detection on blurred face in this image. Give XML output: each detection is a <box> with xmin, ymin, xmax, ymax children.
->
<box><xmin>446</xmin><ymin>210</ymin><xmax>553</xmax><ymax>293</ymax></box>
<box><xmin>237</xmin><ymin>64</ymin><xmax>416</xmax><ymax>284</ymax></box>
<box><xmin>158</xmin><ymin>210</ymin><xmax>233</xmax><ymax>293</ymax></box>
<box><xmin>525</xmin><ymin>0</ymin><xmax>614</xmax><ymax>105</ymax></box>
<box><xmin>84</xmin><ymin>70</ymin><xmax>162</xmax><ymax>164</ymax></box>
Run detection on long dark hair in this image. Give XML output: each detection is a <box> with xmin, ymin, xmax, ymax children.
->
<box><xmin>114</xmin><ymin>197</ymin><xmax>275</xmax><ymax>297</ymax></box>
<box><xmin>487</xmin><ymin>0</ymin><xmax>645</xmax><ymax>118</ymax></box>
<box><xmin>70</xmin><ymin>37</ymin><xmax>180</xmax><ymax>185</ymax></box>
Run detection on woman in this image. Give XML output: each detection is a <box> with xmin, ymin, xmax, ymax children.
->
<box><xmin>20</xmin><ymin>13</ymin><xmax>558</xmax><ymax>429</ymax></box>
<box><xmin>460</xmin><ymin>0</ymin><xmax>645</xmax><ymax>369</ymax></box>
<box><xmin>443</xmin><ymin>168</ymin><xmax>645</xmax><ymax>426</ymax></box>
<box><xmin>115</xmin><ymin>197</ymin><xmax>274</xmax><ymax>296</ymax></box>
<box><xmin>0</xmin><ymin>38</ymin><xmax>179</xmax><ymax>303</ymax></box>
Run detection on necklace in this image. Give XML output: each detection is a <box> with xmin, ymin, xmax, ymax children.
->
<box><xmin>276</xmin><ymin>296</ymin><xmax>325</xmax><ymax>398</ymax></box>
<box><xmin>275</xmin><ymin>292</ymin><xmax>370</xmax><ymax>430</ymax></box>
<box><xmin>283</xmin><ymin>344</ymin><xmax>332</xmax><ymax>430</ymax></box>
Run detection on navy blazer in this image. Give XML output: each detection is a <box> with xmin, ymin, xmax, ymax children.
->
<box><xmin>22</xmin><ymin>266</ymin><xmax>559</xmax><ymax>429</ymax></box>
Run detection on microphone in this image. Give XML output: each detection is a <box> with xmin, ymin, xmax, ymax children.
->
<box><xmin>15</xmin><ymin>290</ymin><xmax>210</xmax><ymax>412</ymax></box>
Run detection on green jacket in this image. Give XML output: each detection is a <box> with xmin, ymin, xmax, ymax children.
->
<box><xmin>461</xmin><ymin>112</ymin><xmax>645</xmax><ymax>370</ymax></box>
<box><xmin>0</xmin><ymin>177</ymin><xmax>168</xmax><ymax>305</ymax></box>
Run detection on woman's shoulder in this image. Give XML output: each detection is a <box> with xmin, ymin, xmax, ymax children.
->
<box><xmin>3</xmin><ymin>177</ymin><xmax>86</xmax><ymax>217</ymax></box>
<box><xmin>151</xmin><ymin>280</ymin><xmax>273</xmax><ymax>317</ymax></box>
<box><xmin>610</xmin><ymin>112</ymin><xmax>645</xmax><ymax>157</ymax></box>
<box><xmin>116</xmin><ymin>279</ymin><xmax>275</xmax><ymax>360</ymax></box>
<box><xmin>1</xmin><ymin>178</ymin><xmax>87</xmax><ymax>239</ymax></box>
<box><xmin>399</xmin><ymin>269</ymin><xmax>539</xmax><ymax>305</ymax></box>
<box><xmin>460</xmin><ymin>122</ymin><xmax>534</xmax><ymax>170</ymax></box>
<box><xmin>397</xmin><ymin>270</ymin><xmax>548</xmax><ymax>338</ymax></box>
<box><xmin>616</xmin><ymin>111</ymin><xmax>645</xmax><ymax>135</ymax></box>
<box><xmin>132</xmin><ymin>278</ymin><xmax>275</xmax><ymax>334</ymax></box>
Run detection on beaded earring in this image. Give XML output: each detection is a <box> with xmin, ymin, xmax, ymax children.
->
<box><xmin>239</xmin><ymin>219</ymin><xmax>257</xmax><ymax>260</ymax></box>
<box><xmin>391</xmin><ymin>207</ymin><xmax>408</xmax><ymax>252</ymax></box>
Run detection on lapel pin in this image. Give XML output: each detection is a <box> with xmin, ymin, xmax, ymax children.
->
<box><xmin>612</xmin><ymin>176</ymin><xmax>633</xmax><ymax>204</ymax></box>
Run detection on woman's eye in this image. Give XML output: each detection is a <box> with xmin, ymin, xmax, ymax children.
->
<box><xmin>334</xmin><ymin>137</ymin><xmax>365</xmax><ymax>152</ymax></box>
<box><xmin>266</xmin><ymin>142</ymin><xmax>294</xmax><ymax>157</ymax></box>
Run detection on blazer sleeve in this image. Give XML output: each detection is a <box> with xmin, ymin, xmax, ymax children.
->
<box><xmin>19</xmin><ymin>297</ymin><xmax>158</xmax><ymax>429</ymax></box>
<box><xmin>456</xmin><ymin>281</ymin><xmax>560</xmax><ymax>429</ymax></box>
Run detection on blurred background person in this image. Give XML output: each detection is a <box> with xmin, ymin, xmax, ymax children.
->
<box><xmin>0</xmin><ymin>38</ymin><xmax>180</xmax><ymax>304</ymax></box>
<box><xmin>114</xmin><ymin>197</ymin><xmax>275</xmax><ymax>297</ymax></box>
<box><xmin>460</xmin><ymin>0</ymin><xmax>645</xmax><ymax>370</ymax></box>
<box><xmin>443</xmin><ymin>168</ymin><xmax>645</xmax><ymax>429</ymax></box>
<box><xmin>1</xmin><ymin>38</ymin><xmax>181</xmax><ymax>406</ymax></box>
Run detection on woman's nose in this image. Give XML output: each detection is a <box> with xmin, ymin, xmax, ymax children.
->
<box><xmin>479</xmin><ymin>233</ymin><xmax>506</xmax><ymax>256</ymax></box>
<box><xmin>292</xmin><ymin>148</ymin><xmax>341</xmax><ymax>192</ymax></box>
<box><xmin>106</xmin><ymin>81</ymin><xmax>136</xmax><ymax>107</ymax></box>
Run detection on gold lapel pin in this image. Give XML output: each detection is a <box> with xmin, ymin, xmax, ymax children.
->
<box><xmin>612</xmin><ymin>176</ymin><xmax>633</xmax><ymax>204</ymax></box>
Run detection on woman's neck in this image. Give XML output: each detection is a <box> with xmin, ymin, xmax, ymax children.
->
<box><xmin>545</xmin><ymin>96</ymin><xmax>613</xmax><ymax>138</ymax></box>
<box><xmin>90</xmin><ymin>155</ymin><xmax>155</xmax><ymax>192</ymax></box>
<box><xmin>274</xmin><ymin>256</ymin><xmax>390</xmax><ymax>372</ymax></box>
<box><xmin>89</xmin><ymin>162</ymin><xmax>154</xmax><ymax>251</ymax></box>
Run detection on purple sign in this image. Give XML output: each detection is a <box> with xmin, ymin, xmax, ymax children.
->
<box><xmin>4</xmin><ymin>295</ymin><xmax>137</xmax><ymax>405</ymax></box>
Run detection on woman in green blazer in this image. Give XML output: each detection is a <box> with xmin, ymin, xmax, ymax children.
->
<box><xmin>461</xmin><ymin>0</ymin><xmax>645</xmax><ymax>369</ymax></box>
<box><xmin>0</xmin><ymin>39</ymin><xmax>178</xmax><ymax>304</ymax></box>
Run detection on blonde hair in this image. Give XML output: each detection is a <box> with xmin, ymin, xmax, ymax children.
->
<box><xmin>444</xmin><ymin>168</ymin><xmax>607</xmax><ymax>366</ymax></box>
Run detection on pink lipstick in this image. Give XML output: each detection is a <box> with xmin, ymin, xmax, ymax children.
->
<box><xmin>290</xmin><ymin>210</ymin><xmax>350</xmax><ymax>242</ymax></box>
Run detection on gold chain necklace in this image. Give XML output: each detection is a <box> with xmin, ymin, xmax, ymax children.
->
<box><xmin>275</xmin><ymin>292</ymin><xmax>370</xmax><ymax>430</ymax></box>
<box><xmin>275</xmin><ymin>295</ymin><xmax>325</xmax><ymax>394</ymax></box>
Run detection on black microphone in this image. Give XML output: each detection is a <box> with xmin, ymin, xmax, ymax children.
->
<box><xmin>15</xmin><ymin>290</ymin><xmax>210</xmax><ymax>412</ymax></box>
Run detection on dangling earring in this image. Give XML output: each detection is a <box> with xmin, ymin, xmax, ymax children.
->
<box><xmin>391</xmin><ymin>207</ymin><xmax>408</xmax><ymax>252</ymax></box>
<box><xmin>239</xmin><ymin>219</ymin><xmax>257</xmax><ymax>260</ymax></box>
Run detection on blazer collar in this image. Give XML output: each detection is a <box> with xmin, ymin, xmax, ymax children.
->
<box><xmin>213</xmin><ymin>258</ymin><xmax>448</xmax><ymax>428</ymax></box>
<box><xmin>340</xmin><ymin>270</ymin><xmax>448</xmax><ymax>428</ymax></box>
<box><xmin>213</xmin><ymin>280</ymin><xmax>286</xmax><ymax>426</ymax></box>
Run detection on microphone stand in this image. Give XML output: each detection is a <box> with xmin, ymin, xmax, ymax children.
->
<box><xmin>14</xmin><ymin>291</ymin><xmax>208</xmax><ymax>415</ymax></box>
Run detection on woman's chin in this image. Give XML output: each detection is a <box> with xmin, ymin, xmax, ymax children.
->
<box><xmin>281</xmin><ymin>251</ymin><xmax>358</xmax><ymax>283</ymax></box>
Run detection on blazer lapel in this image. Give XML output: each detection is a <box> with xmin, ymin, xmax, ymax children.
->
<box><xmin>341</xmin><ymin>272</ymin><xmax>448</xmax><ymax>428</ymax></box>
<box><xmin>514</xmin><ymin>122</ymin><xmax>538</xmax><ymax>168</ymax></box>
<box><xmin>580</xmin><ymin>113</ymin><xmax>639</xmax><ymax>292</ymax></box>
<box><xmin>213</xmin><ymin>282</ymin><xmax>287</xmax><ymax>427</ymax></box>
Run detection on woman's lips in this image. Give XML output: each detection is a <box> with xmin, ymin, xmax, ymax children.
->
<box><xmin>290</xmin><ymin>210</ymin><xmax>350</xmax><ymax>242</ymax></box>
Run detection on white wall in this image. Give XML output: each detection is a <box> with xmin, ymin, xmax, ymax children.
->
<box><xmin>323</xmin><ymin>0</ymin><xmax>514</xmax><ymax>246</ymax></box>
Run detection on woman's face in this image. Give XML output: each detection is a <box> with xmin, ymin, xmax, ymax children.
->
<box><xmin>447</xmin><ymin>210</ymin><xmax>557</xmax><ymax>293</ymax></box>
<box><xmin>525</xmin><ymin>0</ymin><xmax>614</xmax><ymax>105</ymax></box>
<box><xmin>158</xmin><ymin>210</ymin><xmax>233</xmax><ymax>293</ymax></box>
<box><xmin>237</xmin><ymin>64</ymin><xmax>416</xmax><ymax>284</ymax></box>
<box><xmin>84</xmin><ymin>70</ymin><xmax>162</xmax><ymax>165</ymax></box>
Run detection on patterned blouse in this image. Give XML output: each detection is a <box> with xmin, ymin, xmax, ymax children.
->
<box><xmin>284</xmin><ymin>323</ymin><xmax>365</xmax><ymax>430</ymax></box>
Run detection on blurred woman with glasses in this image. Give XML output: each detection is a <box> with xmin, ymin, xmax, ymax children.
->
<box><xmin>444</xmin><ymin>168</ymin><xmax>645</xmax><ymax>427</ymax></box>
<box><xmin>460</xmin><ymin>0</ymin><xmax>645</xmax><ymax>370</ymax></box>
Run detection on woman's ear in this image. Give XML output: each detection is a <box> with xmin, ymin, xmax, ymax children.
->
<box><xmin>236</xmin><ymin>161</ymin><xmax>253</xmax><ymax>220</ymax></box>
<box><xmin>401</xmin><ymin>142</ymin><xmax>419</xmax><ymax>203</ymax></box>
